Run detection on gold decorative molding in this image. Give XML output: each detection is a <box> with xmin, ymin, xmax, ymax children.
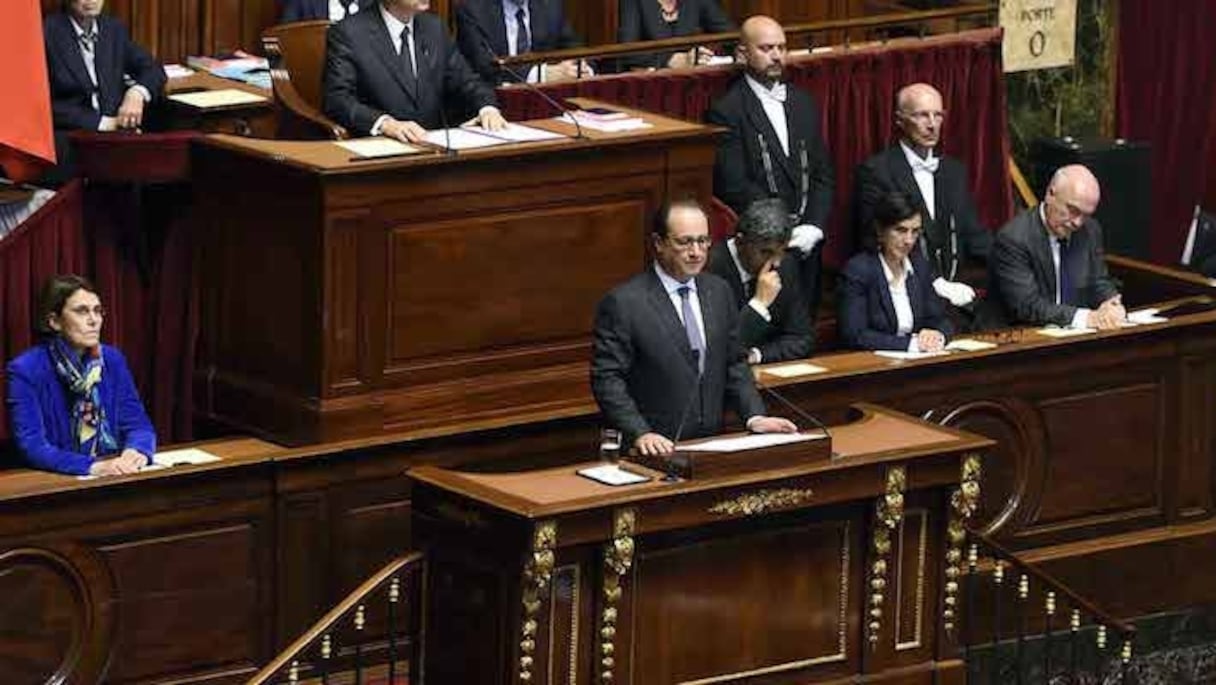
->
<box><xmin>548</xmin><ymin>565</ymin><xmax>581</xmax><ymax>685</ymax></box>
<box><xmin>867</xmin><ymin>466</ymin><xmax>906</xmax><ymax>647</ymax></box>
<box><xmin>942</xmin><ymin>453</ymin><xmax>981</xmax><ymax>633</ymax></box>
<box><xmin>519</xmin><ymin>520</ymin><xmax>558</xmax><ymax>684</ymax></box>
<box><xmin>600</xmin><ymin>508</ymin><xmax>636</xmax><ymax>683</ymax></box>
<box><xmin>894</xmin><ymin>510</ymin><xmax>928</xmax><ymax>651</ymax></box>
<box><xmin>707</xmin><ymin>488</ymin><xmax>815</xmax><ymax>517</ymax></box>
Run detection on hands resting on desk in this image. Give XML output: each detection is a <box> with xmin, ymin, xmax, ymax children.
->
<box><xmin>99</xmin><ymin>88</ymin><xmax>149</xmax><ymax>132</ymax></box>
<box><xmin>632</xmin><ymin>416</ymin><xmax>799</xmax><ymax>456</ymax></box>
<box><xmin>1086</xmin><ymin>295</ymin><xmax>1127</xmax><ymax>330</ymax></box>
<box><xmin>379</xmin><ymin>106</ymin><xmax>508</xmax><ymax>144</ymax></box>
<box><xmin>88</xmin><ymin>448</ymin><xmax>150</xmax><ymax>476</ymax></box>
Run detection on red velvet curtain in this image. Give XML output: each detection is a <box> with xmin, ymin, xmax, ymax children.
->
<box><xmin>498</xmin><ymin>28</ymin><xmax>1013</xmax><ymax>269</ymax></box>
<box><xmin>1116</xmin><ymin>0</ymin><xmax>1216</xmax><ymax>264</ymax></box>
<box><xmin>0</xmin><ymin>180</ymin><xmax>86</xmax><ymax>444</ymax></box>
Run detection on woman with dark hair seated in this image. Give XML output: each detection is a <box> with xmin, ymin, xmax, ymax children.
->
<box><xmin>838</xmin><ymin>191</ymin><xmax>952</xmax><ymax>352</ymax></box>
<box><xmin>616</xmin><ymin>0</ymin><xmax>736</xmax><ymax>70</ymax></box>
<box><xmin>6</xmin><ymin>274</ymin><xmax>156</xmax><ymax>476</ymax></box>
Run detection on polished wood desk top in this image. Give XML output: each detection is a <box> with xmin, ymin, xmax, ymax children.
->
<box><xmin>409</xmin><ymin>405</ymin><xmax>990</xmax><ymax>518</ymax></box>
<box><xmin>166</xmin><ymin>71</ymin><xmax>272</xmax><ymax>102</ymax></box>
<box><xmin>198</xmin><ymin>99</ymin><xmax>716</xmax><ymax>174</ymax></box>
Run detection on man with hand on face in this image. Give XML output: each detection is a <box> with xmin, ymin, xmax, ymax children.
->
<box><xmin>44</xmin><ymin>0</ymin><xmax>165</xmax><ymax>170</ymax></box>
<box><xmin>323</xmin><ymin>0</ymin><xmax>507</xmax><ymax>144</ymax></box>
<box><xmin>591</xmin><ymin>199</ymin><xmax>798</xmax><ymax>457</ymax></box>
<box><xmin>706</xmin><ymin>198</ymin><xmax>814</xmax><ymax>364</ymax></box>
<box><xmin>991</xmin><ymin>164</ymin><xmax>1124</xmax><ymax>330</ymax></box>
<box><xmin>707</xmin><ymin>15</ymin><xmax>835</xmax><ymax>322</ymax></box>
<box><xmin>852</xmin><ymin>83</ymin><xmax>991</xmax><ymax>312</ymax></box>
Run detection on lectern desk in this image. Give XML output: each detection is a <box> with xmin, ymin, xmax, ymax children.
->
<box><xmin>191</xmin><ymin>101</ymin><xmax>719</xmax><ymax>444</ymax></box>
<box><xmin>408</xmin><ymin>404</ymin><xmax>992</xmax><ymax>684</ymax></box>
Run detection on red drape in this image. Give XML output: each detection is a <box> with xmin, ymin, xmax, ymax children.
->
<box><xmin>0</xmin><ymin>180</ymin><xmax>86</xmax><ymax>443</ymax></box>
<box><xmin>498</xmin><ymin>28</ymin><xmax>1013</xmax><ymax>268</ymax></box>
<box><xmin>1116</xmin><ymin>0</ymin><xmax>1216</xmax><ymax>264</ymax></box>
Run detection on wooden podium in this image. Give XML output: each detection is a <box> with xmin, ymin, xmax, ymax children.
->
<box><xmin>408</xmin><ymin>405</ymin><xmax>992</xmax><ymax>685</ymax></box>
<box><xmin>191</xmin><ymin>103</ymin><xmax>718</xmax><ymax>444</ymax></box>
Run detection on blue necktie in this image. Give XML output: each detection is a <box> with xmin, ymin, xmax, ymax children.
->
<box><xmin>1058</xmin><ymin>238</ymin><xmax>1074</xmax><ymax>305</ymax></box>
<box><xmin>514</xmin><ymin>4</ymin><xmax>531</xmax><ymax>55</ymax></box>
<box><xmin>677</xmin><ymin>286</ymin><xmax>705</xmax><ymax>373</ymax></box>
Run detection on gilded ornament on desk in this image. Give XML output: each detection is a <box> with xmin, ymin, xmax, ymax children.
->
<box><xmin>518</xmin><ymin>519</ymin><xmax>558</xmax><ymax>683</ymax></box>
<box><xmin>708</xmin><ymin>487</ymin><xmax>815</xmax><ymax>516</ymax></box>
<box><xmin>600</xmin><ymin>507</ymin><xmax>637</xmax><ymax>684</ymax></box>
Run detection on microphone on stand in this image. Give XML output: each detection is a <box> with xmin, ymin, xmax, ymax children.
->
<box><xmin>754</xmin><ymin>382</ymin><xmax>836</xmax><ymax>457</ymax></box>
<box><xmin>663</xmin><ymin>350</ymin><xmax>702</xmax><ymax>481</ymax></box>
<box><xmin>464</xmin><ymin>17</ymin><xmax>586</xmax><ymax>139</ymax></box>
<box><xmin>422</xmin><ymin>42</ymin><xmax>457</xmax><ymax>157</ymax></box>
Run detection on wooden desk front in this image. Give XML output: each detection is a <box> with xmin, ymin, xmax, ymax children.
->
<box><xmin>410</xmin><ymin>405</ymin><xmax>992</xmax><ymax>685</ymax></box>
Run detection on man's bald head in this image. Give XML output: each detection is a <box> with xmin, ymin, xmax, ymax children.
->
<box><xmin>895</xmin><ymin>83</ymin><xmax>945</xmax><ymax>152</ymax></box>
<box><xmin>1043</xmin><ymin>164</ymin><xmax>1101</xmax><ymax>238</ymax></box>
<box><xmin>737</xmin><ymin>15</ymin><xmax>787</xmax><ymax>84</ymax></box>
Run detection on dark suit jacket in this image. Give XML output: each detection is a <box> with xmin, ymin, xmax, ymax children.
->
<box><xmin>323</xmin><ymin>9</ymin><xmax>497</xmax><ymax>134</ymax></box>
<box><xmin>454</xmin><ymin>0</ymin><xmax>582</xmax><ymax>85</ymax></box>
<box><xmin>705</xmin><ymin>241</ymin><xmax>813</xmax><ymax>362</ymax></box>
<box><xmin>852</xmin><ymin>143</ymin><xmax>991</xmax><ymax>277</ymax></box>
<box><xmin>6</xmin><ymin>343</ymin><xmax>156</xmax><ymax>476</ymax></box>
<box><xmin>616</xmin><ymin>0</ymin><xmax>735</xmax><ymax>70</ymax></box>
<box><xmin>706</xmin><ymin>76</ymin><xmax>834</xmax><ymax>230</ymax></box>
<box><xmin>838</xmin><ymin>251</ymin><xmax>952</xmax><ymax>351</ymax></box>
<box><xmin>990</xmin><ymin>207</ymin><xmax>1119</xmax><ymax>327</ymax></box>
<box><xmin>591</xmin><ymin>268</ymin><xmax>766</xmax><ymax>446</ymax></box>
<box><xmin>43</xmin><ymin>12</ymin><xmax>165</xmax><ymax>133</ymax></box>
<box><xmin>279</xmin><ymin>0</ymin><xmax>376</xmax><ymax>23</ymax></box>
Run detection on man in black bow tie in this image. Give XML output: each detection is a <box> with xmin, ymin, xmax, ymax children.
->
<box><xmin>852</xmin><ymin>83</ymin><xmax>992</xmax><ymax>310</ymax></box>
<box><xmin>706</xmin><ymin>15</ymin><xmax>835</xmax><ymax>323</ymax></box>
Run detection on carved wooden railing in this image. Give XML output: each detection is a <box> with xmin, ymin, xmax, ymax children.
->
<box><xmin>245</xmin><ymin>552</ymin><xmax>426</xmax><ymax>685</ymax></box>
<box><xmin>962</xmin><ymin>529</ymin><xmax>1137</xmax><ymax>684</ymax></box>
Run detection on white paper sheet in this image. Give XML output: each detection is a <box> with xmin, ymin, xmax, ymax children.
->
<box><xmin>874</xmin><ymin>350</ymin><xmax>951</xmax><ymax>360</ymax></box>
<box><xmin>478</xmin><ymin>122</ymin><xmax>568</xmax><ymax>142</ymax></box>
<box><xmin>576</xmin><ymin>464</ymin><xmax>651</xmax><ymax>485</ymax></box>
<box><xmin>557</xmin><ymin>113</ymin><xmax>653</xmax><ymax>132</ymax></box>
<box><xmin>762</xmin><ymin>361</ymin><xmax>829</xmax><ymax>378</ymax></box>
<box><xmin>1035</xmin><ymin>327</ymin><xmax>1097</xmax><ymax>338</ymax></box>
<box><xmin>1127</xmin><ymin>308</ymin><xmax>1169</xmax><ymax>325</ymax></box>
<box><xmin>679</xmin><ymin>432</ymin><xmax>827</xmax><ymax>453</ymax></box>
<box><xmin>944</xmin><ymin>338</ymin><xmax>999</xmax><ymax>352</ymax></box>
<box><xmin>152</xmin><ymin>448</ymin><xmax>222</xmax><ymax>466</ymax></box>
<box><xmin>168</xmin><ymin>89</ymin><xmax>267</xmax><ymax>108</ymax></box>
<box><xmin>423</xmin><ymin>128</ymin><xmax>512</xmax><ymax>150</ymax></box>
<box><xmin>335</xmin><ymin>138</ymin><xmax>423</xmax><ymax>158</ymax></box>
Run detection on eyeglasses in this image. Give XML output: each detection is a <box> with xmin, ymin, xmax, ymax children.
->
<box><xmin>66</xmin><ymin>305</ymin><xmax>106</xmax><ymax>318</ymax></box>
<box><xmin>667</xmin><ymin>235</ymin><xmax>712</xmax><ymax>250</ymax></box>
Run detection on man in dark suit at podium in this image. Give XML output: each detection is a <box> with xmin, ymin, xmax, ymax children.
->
<box><xmin>706</xmin><ymin>198</ymin><xmax>814</xmax><ymax>364</ymax></box>
<box><xmin>591</xmin><ymin>199</ymin><xmax>797</xmax><ymax>457</ymax></box>
<box><xmin>323</xmin><ymin>0</ymin><xmax>507</xmax><ymax>143</ymax></box>
<box><xmin>852</xmin><ymin>82</ymin><xmax>991</xmax><ymax>311</ymax></box>
<box><xmin>990</xmin><ymin>164</ymin><xmax>1124</xmax><ymax>330</ymax></box>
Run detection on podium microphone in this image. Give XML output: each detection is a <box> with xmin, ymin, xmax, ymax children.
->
<box><xmin>466</xmin><ymin>20</ymin><xmax>586</xmax><ymax>139</ymax></box>
<box><xmin>755</xmin><ymin>381</ymin><xmax>834</xmax><ymax>447</ymax></box>
<box><xmin>664</xmin><ymin>350</ymin><xmax>702</xmax><ymax>481</ymax></box>
<box><xmin>424</xmin><ymin>42</ymin><xmax>457</xmax><ymax>157</ymax></box>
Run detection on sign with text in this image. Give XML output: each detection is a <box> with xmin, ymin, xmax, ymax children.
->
<box><xmin>1000</xmin><ymin>0</ymin><xmax>1078</xmax><ymax>72</ymax></box>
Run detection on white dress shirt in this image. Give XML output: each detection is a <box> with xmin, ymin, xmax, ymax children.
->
<box><xmin>370</xmin><ymin>7</ymin><xmax>418</xmax><ymax>135</ymax></box>
<box><xmin>1040</xmin><ymin>205</ymin><xmax>1092</xmax><ymax>329</ymax></box>
<box><xmin>744</xmin><ymin>74</ymin><xmax>789</xmax><ymax>155</ymax></box>
<box><xmin>879</xmin><ymin>254</ymin><xmax>921</xmax><ymax>352</ymax></box>
<box><xmin>900</xmin><ymin>140</ymin><xmax>937</xmax><ymax>220</ymax></box>
<box><xmin>654</xmin><ymin>264</ymin><xmax>707</xmax><ymax>350</ymax></box>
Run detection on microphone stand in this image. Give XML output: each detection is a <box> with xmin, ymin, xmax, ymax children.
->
<box><xmin>755</xmin><ymin>382</ymin><xmax>837</xmax><ymax>458</ymax></box>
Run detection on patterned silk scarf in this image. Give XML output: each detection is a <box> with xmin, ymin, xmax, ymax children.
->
<box><xmin>48</xmin><ymin>337</ymin><xmax>118</xmax><ymax>456</ymax></box>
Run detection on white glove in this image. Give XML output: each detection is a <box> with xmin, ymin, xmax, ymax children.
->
<box><xmin>788</xmin><ymin>224</ymin><xmax>824</xmax><ymax>255</ymax></box>
<box><xmin>933</xmin><ymin>277</ymin><xmax>977</xmax><ymax>307</ymax></box>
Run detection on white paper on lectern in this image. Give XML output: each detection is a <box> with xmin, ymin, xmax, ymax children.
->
<box><xmin>679</xmin><ymin>432</ymin><xmax>826</xmax><ymax>453</ymax></box>
<box><xmin>577</xmin><ymin>464</ymin><xmax>651</xmax><ymax>485</ymax></box>
<box><xmin>152</xmin><ymin>448</ymin><xmax>222</xmax><ymax>466</ymax></box>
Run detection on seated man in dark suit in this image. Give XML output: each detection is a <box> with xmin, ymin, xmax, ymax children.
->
<box><xmin>454</xmin><ymin>0</ymin><xmax>591</xmax><ymax>86</ymax></box>
<box><xmin>323</xmin><ymin>0</ymin><xmax>507</xmax><ymax>143</ymax></box>
<box><xmin>839</xmin><ymin>191</ymin><xmax>951</xmax><ymax>352</ymax></box>
<box><xmin>706</xmin><ymin>198</ymin><xmax>813</xmax><ymax>364</ymax></box>
<box><xmin>990</xmin><ymin>164</ymin><xmax>1124</xmax><ymax>330</ymax></box>
<box><xmin>280</xmin><ymin>0</ymin><xmax>376</xmax><ymax>23</ymax></box>
<box><xmin>44</xmin><ymin>0</ymin><xmax>166</xmax><ymax>165</ymax></box>
<box><xmin>591</xmin><ymin>199</ymin><xmax>797</xmax><ymax>457</ymax></box>
<box><xmin>707</xmin><ymin>15</ymin><xmax>835</xmax><ymax>321</ymax></box>
<box><xmin>852</xmin><ymin>83</ymin><xmax>991</xmax><ymax>311</ymax></box>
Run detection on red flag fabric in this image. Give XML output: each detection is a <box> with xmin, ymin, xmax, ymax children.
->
<box><xmin>0</xmin><ymin>0</ymin><xmax>55</xmax><ymax>181</ymax></box>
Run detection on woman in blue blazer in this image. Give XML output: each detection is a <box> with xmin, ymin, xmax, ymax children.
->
<box><xmin>6</xmin><ymin>275</ymin><xmax>155</xmax><ymax>476</ymax></box>
<box><xmin>838</xmin><ymin>191</ymin><xmax>952</xmax><ymax>352</ymax></box>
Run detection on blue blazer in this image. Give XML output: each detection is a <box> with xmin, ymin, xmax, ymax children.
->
<box><xmin>837</xmin><ymin>251</ymin><xmax>952</xmax><ymax>351</ymax></box>
<box><xmin>6</xmin><ymin>343</ymin><xmax>156</xmax><ymax>475</ymax></box>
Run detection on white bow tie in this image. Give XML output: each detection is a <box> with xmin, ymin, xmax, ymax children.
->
<box><xmin>909</xmin><ymin>153</ymin><xmax>939</xmax><ymax>174</ymax></box>
<box><xmin>761</xmin><ymin>82</ymin><xmax>787</xmax><ymax>103</ymax></box>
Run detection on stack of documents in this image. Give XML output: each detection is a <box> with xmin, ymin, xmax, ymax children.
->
<box><xmin>423</xmin><ymin>123</ymin><xmax>567</xmax><ymax>150</ymax></box>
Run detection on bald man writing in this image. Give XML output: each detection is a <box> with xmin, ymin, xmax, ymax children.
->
<box><xmin>990</xmin><ymin>164</ymin><xmax>1125</xmax><ymax>330</ymax></box>
<box><xmin>853</xmin><ymin>83</ymin><xmax>991</xmax><ymax>310</ymax></box>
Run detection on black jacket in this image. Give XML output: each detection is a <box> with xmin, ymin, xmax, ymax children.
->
<box><xmin>705</xmin><ymin>240</ymin><xmax>813</xmax><ymax>362</ymax></box>
<box><xmin>454</xmin><ymin>0</ymin><xmax>582</xmax><ymax>85</ymax></box>
<box><xmin>837</xmin><ymin>250</ymin><xmax>952</xmax><ymax>351</ymax></box>
<box><xmin>616</xmin><ymin>0</ymin><xmax>735</xmax><ymax>70</ymax></box>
